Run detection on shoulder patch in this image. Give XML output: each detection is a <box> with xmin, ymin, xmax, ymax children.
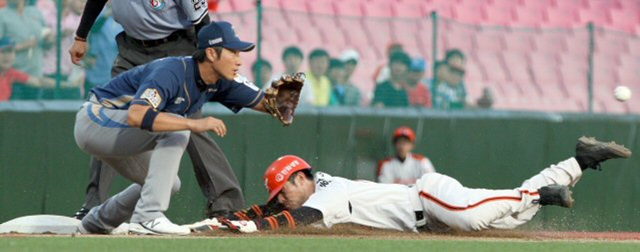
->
<box><xmin>233</xmin><ymin>74</ymin><xmax>259</xmax><ymax>91</ymax></box>
<box><xmin>411</xmin><ymin>153</ymin><xmax>426</xmax><ymax>160</ymax></box>
<box><xmin>140</xmin><ymin>88</ymin><xmax>162</xmax><ymax>109</ymax></box>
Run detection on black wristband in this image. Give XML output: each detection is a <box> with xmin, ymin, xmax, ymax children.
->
<box><xmin>141</xmin><ymin>108</ymin><xmax>159</xmax><ymax>131</ymax></box>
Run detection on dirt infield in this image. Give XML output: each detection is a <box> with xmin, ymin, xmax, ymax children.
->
<box><xmin>188</xmin><ymin>225</ymin><xmax>640</xmax><ymax>242</ymax></box>
<box><xmin>3</xmin><ymin>225</ymin><xmax>640</xmax><ymax>242</ymax></box>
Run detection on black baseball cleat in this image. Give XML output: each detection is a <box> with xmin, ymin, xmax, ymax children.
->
<box><xmin>538</xmin><ymin>185</ymin><xmax>574</xmax><ymax>208</ymax></box>
<box><xmin>73</xmin><ymin>207</ymin><xmax>90</xmax><ymax>220</ymax></box>
<box><xmin>575</xmin><ymin>136</ymin><xmax>632</xmax><ymax>170</ymax></box>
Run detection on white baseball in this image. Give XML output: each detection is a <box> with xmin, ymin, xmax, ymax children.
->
<box><xmin>614</xmin><ymin>86</ymin><xmax>632</xmax><ymax>102</ymax></box>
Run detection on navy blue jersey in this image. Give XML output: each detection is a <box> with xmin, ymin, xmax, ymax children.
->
<box><xmin>91</xmin><ymin>56</ymin><xmax>264</xmax><ymax>116</ymax></box>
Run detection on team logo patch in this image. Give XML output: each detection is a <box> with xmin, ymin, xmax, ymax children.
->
<box><xmin>275</xmin><ymin>160</ymin><xmax>300</xmax><ymax>182</ymax></box>
<box><xmin>149</xmin><ymin>0</ymin><xmax>166</xmax><ymax>11</ymax></box>
<box><xmin>140</xmin><ymin>88</ymin><xmax>162</xmax><ymax>109</ymax></box>
<box><xmin>234</xmin><ymin>74</ymin><xmax>259</xmax><ymax>91</ymax></box>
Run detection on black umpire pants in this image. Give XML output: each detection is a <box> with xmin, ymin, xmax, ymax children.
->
<box><xmin>82</xmin><ymin>29</ymin><xmax>245</xmax><ymax>216</ymax></box>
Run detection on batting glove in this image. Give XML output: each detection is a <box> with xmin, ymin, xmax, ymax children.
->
<box><xmin>182</xmin><ymin>218</ymin><xmax>224</xmax><ymax>232</ymax></box>
<box><xmin>220</xmin><ymin>219</ymin><xmax>259</xmax><ymax>233</ymax></box>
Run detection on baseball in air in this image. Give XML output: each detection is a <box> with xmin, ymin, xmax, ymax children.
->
<box><xmin>614</xmin><ymin>85</ymin><xmax>632</xmax><ymax>102</ymax></box>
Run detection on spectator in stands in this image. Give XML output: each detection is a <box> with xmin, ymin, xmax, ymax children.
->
<box><xmin>251</xmin><ymin>58</ymin><xmax>273</xmax><ymax>89</ymax></box>
<box><xmin>407</xmin><ymin>57</ymin><xmax>432</xmax><ymax>108</ymax></box>
<box><xmin>432</xmin><ymin>50</ymin><xmax>468</xmax><ymax>110</ymax></box>
<box><xmin>476</xmin><ymin>87</ymin><xmax>495</xmax><ymax>109</ymax></box>
<box><xmin>301</xmin><ymin>48</ymin><xmax>331</xmax><ymax>107</ymax></box>
<box><xmin>0</xmin><ymin>0</ymin><xmax>51</xmax><ymax>99</ymax></box>
<box><xmin>40</xmin><ymin>0</ymin><xmax>86</xmax><ymax>99</ymax></box>
<box><xmin>330</xmin><ymin>54</ymin><xmax>361</xmax><ymax>107</ymax></box>
<box><xmin>282</xmin><ymin>45</ymin><xmax>304</xmax><ymax>76</ymax></box>
<box><xmin>83</xmin><ymin>7</ymin><xmax>122</xmax><ymax>95</ymax></box>
<box><xmin>378</xmin><ymin>126</ymin><xmax>436</xmax><ymax>185</ymax></box>
<box><xmin>371</xmin><ymin>51</ymin><xmax>411</xmax><ymax>107</ymax></box>
<box><xmin>373</xmin><ymin>43</ymin><xmax>404</xmax><ymax>84</ymax></box>
<box><xmin>340</xmin><ymin>49</ymin><xmax>360</xmax><ymax>86</ymax></box>
<box><xmin>0</xmin><ymin>37</ymin><xmax>54</xmax><ymax>102</ymax></box>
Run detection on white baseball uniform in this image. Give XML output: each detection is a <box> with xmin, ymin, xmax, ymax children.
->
<box><xmin>378</xmin><ymin>153</ymin><xmax>436</xmax><ymax>185</ymax></box>
<box><xmin>304</xmin><ymin>157</ymin><xmax>582</xmax><ymax>232</ymax></box>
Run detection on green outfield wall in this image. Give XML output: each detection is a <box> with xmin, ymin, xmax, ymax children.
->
<box><xmin>1</xmin><ymin>102</ymin><xmax>639</xmax><ymax>231</ymax></box>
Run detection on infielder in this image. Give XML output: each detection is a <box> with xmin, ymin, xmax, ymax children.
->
<box><xmin>68</xmin><ymin>0</ymin><xmax>246</xmax><ymax>219</ymax></box>
<box><xmin>378</xmin><ymin>126</ymin><xmax>436</xmax><ymax>185</ymax></box>
<box><xmin>74</xmin><ymin>21</ymin><xmax>303</xmax><ymax>235</ymax></box>
<box><xmin>189</xmin><ymin>137</ymin><xmax>631</xmax><ymax>233</ymax></box>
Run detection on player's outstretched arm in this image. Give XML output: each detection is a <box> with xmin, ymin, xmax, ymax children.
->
<box><xmin>221</xmin><ymin>206</ymin><xmax>323</xmax><ymax>233</ymax></box>
<box><xmin>127</xmin><ymin>104</ymin><xmax>227</xmax><ymax>136</ymax></box>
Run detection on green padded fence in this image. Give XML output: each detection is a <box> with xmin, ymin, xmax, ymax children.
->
<box><xmin>1</xmin><ymin>102</ymin><xmax>639</xmax><ymax>231</ymax></box>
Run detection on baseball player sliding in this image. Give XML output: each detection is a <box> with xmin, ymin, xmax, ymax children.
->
<box><xmin>74</xmin><ymin>21</ymin><xmax>303</xmax><ymax>235</ymax></box>
<box><xmin>188</xmin><ymin>137</ymin><xmax>631</xmax><ymax>233</ymax></box>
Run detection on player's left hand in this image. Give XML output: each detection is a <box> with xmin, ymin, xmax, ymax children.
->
<box><xmin>219</xmin><ymin>218</ymin><xmax>258</xmax><ymax>233</ymax></box>
<box><xmin>182</xmin><ymin>218</ymin><xmax>225</xmax><ymax>233</ymax></box>
<box><xmin>263</xmin><ymin>73</ymin><xmax>304</xmax><ymax>126</ymax></box>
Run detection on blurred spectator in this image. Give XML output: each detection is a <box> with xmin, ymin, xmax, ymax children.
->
<box><xmin>327</xmin><ymin>58</ymin><xmax>345</xmax><ymax>104</ymax></box>
<box><xmin>328</xmin><ymin>57</ymin><xmax>361</xmax><ymax>107</ymax></box>
<box><xmin>378</xmin><ymin>126</ymin><xmax>435</xmax><ymax>185</ymax></box>
<box><xmin>371</xmin><ymin>51</ymin><xmax>411</xmax><ymax>107</ymax></box>
<box><xmin>406</xmin><ymin>57</ymin><xmax>432</xmax><ymax>108</ymax></box>
<box><xmin>339</xmin><ymin>49</ymin><xmax>361</xmax><ymax>106</ymax></box>
<box><xmin>251</xmin><ymin>58</ymin><xmax>273</xmax><ymax>89</ymax></box>
<box><xmin>83</xmin><ymin>8</ymin><xmax>122</xmax><ymax>95</ymax></box>
<box><xmin>301</xmin><ymin>48</ymin><xmax>331</xmax><ymax>107</ymax></box>
<box><xmin>373</xmin><ymin>43</ymin><xmax>404</xmax><ymax>84</ymax></box>
<box><xmin>0</xmin><ymin>37</ymin><xmax>54</xmax><ymax>102</ymax></box>
<box><xmin>432</xmin><ymin>50</ymin><xmax>468</xmax><ymax>109</ymax></box>
<box><xmin>281</xmin><ymin>45</ymin><xmax>304</xmax><ymax>76</ymax></box>
<box><xmin>40</xmin><ymin>0</ymin><xmax>86</xmax><ymax>99</ymax></box>
<box><xmin>0</xmin><ymin>0</ymin><xmax>50</xmax><ymax>99</ymax></box>
<box><xmin>476</xmin><ymin>87</ymin><xmax>495</xmax><ymax>109</ymax></box>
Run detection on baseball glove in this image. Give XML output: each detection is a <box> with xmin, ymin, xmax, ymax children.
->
<box><xmin>263</xmin><ymin>72</ymin><xmax>305</xmax><ymax>126</ymax></box>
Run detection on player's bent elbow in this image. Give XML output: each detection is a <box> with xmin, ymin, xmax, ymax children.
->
<box><xmin>127</xmin><ymin>105</ymin><xmax>147</xmax><ymax>127</ymax></box>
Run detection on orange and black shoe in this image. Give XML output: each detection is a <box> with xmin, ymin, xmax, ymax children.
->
<box><xmin>575</xmin><ymin>136</ymin><xmax>632</xmax><ymax>171</ymax></box>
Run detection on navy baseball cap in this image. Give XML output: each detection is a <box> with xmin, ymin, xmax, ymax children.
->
<box><xmin>197</xmin><ymin>21</ymin><xmax>255</xmax><ymax>52</ymax></box>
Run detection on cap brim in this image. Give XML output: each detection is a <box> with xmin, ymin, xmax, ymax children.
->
<box><xmin>224</xmin><ymin>41</ymin><xmax>255</xmax><ymax>52</ymax></box>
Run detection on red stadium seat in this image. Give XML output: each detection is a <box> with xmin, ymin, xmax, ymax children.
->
<box><xmin>512</xmin><ymin>7</ymin><xmax>545</xmax><ymax>27</ymax></box>
<box><xmin>578</xmin><ymin>9</ymin><xmax>611</xmax><ymax>26</ymax></box>
<box><xmin>608</xmin><ymin>9</ymin><xmax>640</xmax><ymax>33</ymax></box>
<box><xmin>279</xmin><ymin>0</ymin><xmax>307</xmax><ymax>12</ymax></box>
<box><xmin>335</xmin><ymin>1</ymin><xmax>363</xmax><ymax>17</ymax></box>
<box><xmin>392</xmin><ymin>2</ymin><xmax>425</xmax><ymax>18</ymax></box>
<box><xmin>363</xmin><ymin>1</ymin><xmax>394</xmax><ymax>18</ymax></box>
<box><xmin>532</xmin><ymin>33</ymin><xmax>567</xmax><ymax>54</ymax></box>
<box><xmin>482</xmin><ymin>5</ymin><xmax>513</xmax><ymax>25</ymax></box>
<box><xmin>552</xmin><ymin>0</ymin><xmax>588</xmax><ymax>10</ymax></box>
<box><xmin>543</xmin><ymin>8</ymin><xmax>579</xmax><ymax>27</ymax></box>
<box><xmin>489</xmin><ymin>0</ymin><xmax>521</xmax><ymax>9</ymax></box>
<box><xmin>617</xmin><ymin>66</ymin><xmax>640</xmax><ymax>85</ymax></box>
<box><xmin>452</xmin><ymin>5</ymin><xmax>485</xmax><ymax>24</ymax></box>
<box><xmin>503</xmin><ymin>33</ymin><xmax>534</xmax><ymax>52</ymax></box>
<box><xmin>307</xmin><ymin>1</ymin><xmax>335</xmax><ymax>15</ymax></box>
<box><xmin>473</xmin><ymin>32</ymin><xmax>505</xmax><ymax>52</ymax></box>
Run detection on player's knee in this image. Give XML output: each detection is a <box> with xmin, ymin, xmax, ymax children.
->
<box><xmin>171</xmin><ymin>178</ymin><xmax>181</xmax><ymax>194</ymax></box>
<box><xmin>163</xmin><ymin>130</ymin><xmax>191</xmax><ymax>148</ymax></box>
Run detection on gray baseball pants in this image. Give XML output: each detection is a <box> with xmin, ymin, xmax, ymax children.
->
<box><xmin>74</xmin><ymin>102</ymin><xmax>189</xmax><ymax>232</ymax></box>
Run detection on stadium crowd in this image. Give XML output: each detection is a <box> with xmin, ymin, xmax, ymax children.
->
<box><xmin>0</xmin><ymin>0</ymin><xmax>494</xmax><ymax>110</ymax></box>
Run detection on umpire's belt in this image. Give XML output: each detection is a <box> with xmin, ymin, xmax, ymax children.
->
<box><xmin>127</xmin><ymin>29</ymin><xmax>188</xmax><ymax>47</ymax></box>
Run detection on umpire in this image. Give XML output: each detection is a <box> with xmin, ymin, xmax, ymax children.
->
<box><xmin>68</xmin><ymin>0</ymin><xmax>244</xmax><ymax>219</ymax></box>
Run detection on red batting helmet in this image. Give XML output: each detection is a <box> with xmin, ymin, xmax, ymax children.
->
<box><xmin>393</xmin><ymin>126</ymin><xmax>416</xmax><ymax>142</ymax></box>
<box><xmin>264</xmin><ymin>155</ymin><xmax>312</xmax><ymax>202</ymax></box>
